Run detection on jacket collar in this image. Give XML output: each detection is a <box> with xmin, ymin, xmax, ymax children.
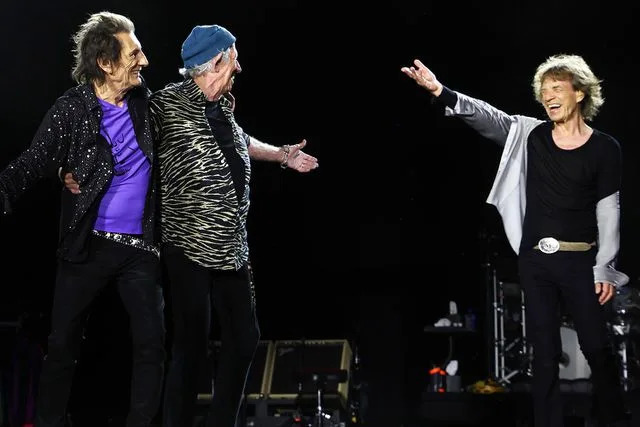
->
<box><xmin>64</xmin><ymin>82</ymin><xmax>153</xmax><ymax>160</ymax></box>
<box><xmin>70</xmin><ymin>83</ymin><xmax>101</xmax><ymax>112</ymax></box>
<box><xmin>180</xmin><ymin>78</ymin><xmax>207</xmax><ymax>104</ymax></box>
<box><xmin>179</xmin><ymin>78</ymin><xmax>232</xmax><ymax>110</ymax></box>
<box><xmin>66</xmin><ymin>80</ymin><xmax>150</xmax><ymax>112</ymax></box>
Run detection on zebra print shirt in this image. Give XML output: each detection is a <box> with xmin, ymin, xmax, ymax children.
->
<box><xmin>149</xmin><ymin>79</ymin><xmax>251</xmax><ymax>270</ymax></box>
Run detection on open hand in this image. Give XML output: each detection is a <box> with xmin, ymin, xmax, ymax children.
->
<box><xmin>287</xmin><ymin>139</ymin><xmax>319</xmax><ymax>173</ymax></box>
<box><xmin>401</xmin><ymin>59</ymin><xmax>444</xmax><ymax>96</ymax></box>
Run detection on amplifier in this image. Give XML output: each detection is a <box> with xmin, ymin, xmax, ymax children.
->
<box><xmin>197</xmin><ymin>340</ymin><xmax>274</xmax><ymax>401</ymax></box>
<box><xmin>266</xmin><ymin>339</ymin><xmax>352</xmax><ymax>408</ymax></box>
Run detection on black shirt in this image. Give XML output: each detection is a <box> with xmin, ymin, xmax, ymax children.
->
<box><xmin>204</xmin><ymin>100</ymin><xmax>246</xmax><ymax>201</ymax></box>
<box><xmin>520</xmin><ymin>121</ymin><xmax>621</xmax><ymax>251</ymax></box>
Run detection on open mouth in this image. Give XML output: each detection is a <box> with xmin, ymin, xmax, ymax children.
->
<box><xmin>547</xmin><ymin>104</ymin><xmax>561</xmax><ymax>111</ymax></box>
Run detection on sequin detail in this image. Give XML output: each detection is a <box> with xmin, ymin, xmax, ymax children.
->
<box><xmin>92</xmin><ymin>230</ymin><xmax>160</xmax><ymax>258</ymax></box>
<box><xmin>0</xmin><ymin>83</ymin><xmax>158</xmax><ymax>261</ymax></box>
<box><xmin>248</xmin><ymin>263</ymin><xmax>256</xmax><ymax>308</ymax></box>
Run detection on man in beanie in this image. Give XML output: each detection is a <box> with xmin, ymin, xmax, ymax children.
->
<box><xmin>149</xmin><ymin>25</ymin><xmax>318</xmax><ymax>426</ymax></box>
<box><xmin>1</xmin><ymin>12</ymin><xmax>165</xmax><ymax>427</ymax></box>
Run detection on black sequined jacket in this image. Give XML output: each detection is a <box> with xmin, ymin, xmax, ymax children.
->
<box><xmin>0</xmin><ymin>83</ymin><xmax>157</xmax><ymax>261</ymax></box>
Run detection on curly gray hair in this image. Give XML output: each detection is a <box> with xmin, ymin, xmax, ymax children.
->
<box><xmin>532</xmin><ymin>54</ymin><xmax>604</xmax><ymax>121</ymax></box>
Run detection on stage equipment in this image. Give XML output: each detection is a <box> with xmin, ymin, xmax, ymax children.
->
<box><xmin>610</xmin><ymin>286</ymin><xmax>640</xmax><ymax>391</ymax></box>
<box><xmin>198</xmin><ymin>339</ymin><xmax>353</xmax><ymax>426</ymax></box>
<box><xmin>489</xmin><ymin>274</ymin><xmax>531</xmax><ymax>385</ymax></box>
<box><xmin>558</xmin><ymin>325</ymin><xmax>591</xmax><ymax>380</ymax></box>
<box><xmin>268</xmin><ymin>340</ymin><xmax>351</xmax><ymax>406</ymax></box>
<box><xmin>197</xmin><ymin>340</ymin><xmax>274</xmax><ymax>401</ymax></box>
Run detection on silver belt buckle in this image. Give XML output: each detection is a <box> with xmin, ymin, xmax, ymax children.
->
<box><xmin>538</xmin><ymin>237</ymin><xmax>560</xmax><ymax>254</ymax></box>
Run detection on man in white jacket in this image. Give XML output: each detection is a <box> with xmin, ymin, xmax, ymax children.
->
<box><xmin>402</xmin><ymin>55</ymin><xmax>629</xmax><ymax>427</ymax></box>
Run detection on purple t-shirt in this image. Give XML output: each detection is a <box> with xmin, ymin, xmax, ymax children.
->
<box><xmin>93</xmin><ymin>98</ymin><xmax>150</xmax><ymax>235</ymax></box>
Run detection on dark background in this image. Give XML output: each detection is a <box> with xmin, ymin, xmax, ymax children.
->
<box><xmin>1</xmin><ymin>0</ymin><xmax>639</xmax><ymax>424</ymax></box>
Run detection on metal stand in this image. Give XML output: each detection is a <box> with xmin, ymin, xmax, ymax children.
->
<box><xmin>612</xmin><ymin>313</ymin><xmax>632</xmax><ymax>391</ymax></box>
<box><xmin>313</xmin><ymin>374</ymin><xmax>330</xmax><ymax>427</ymax></box>
<box><xmin>489</xmin><ymin>271</ymin><xmax>531</xmax><ymax>385</ymax></box>
<box><xmin>519</xmin><ymin>289</ymin><xmax>532</xmax><ymax>377</ymax></box>
<box><xmin>491</xmin><ymin>267</ymin><xmax>500</xmax><ymax>381</ymax></box>
<box><xmin>295</xmin><ymin>370</ymin><xmax>347</xmax><ymax>427</ymax></box>
<box><xmin>480</xmin><ymin>232</ymin><xmax>531</xmax><ymax>386</ymax></box>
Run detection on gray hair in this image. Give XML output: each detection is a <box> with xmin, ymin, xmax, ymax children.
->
<box><xmin>179</xmin><ymin>47</ymin><xmax>232</xmax><ymax>78</ymax></box>
<box><xmin>532</xmin><ymin>54</ymin><xmax>604</xmax><ymax>121</ymax></box>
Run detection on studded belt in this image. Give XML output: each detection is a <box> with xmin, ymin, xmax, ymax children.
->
<box><xmin>533</xmin><ymin>237</ymin><xmax>595</xmax><ymax>254</ymax></box>
<box><xmin>92</xmin><ymin>230</ymin><xmax>160</xmax><ymax>258</ymax></box>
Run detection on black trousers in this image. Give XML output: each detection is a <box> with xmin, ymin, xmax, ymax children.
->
<box><xmin>162</xmin><ymin>246</ymin><xmax>260</xmax><ymax>427</ymax></box>
<box><xmin>35</xmin><ymin>235</ymin><xmax>166</xmax><ymax>427</ymax></box>
<box><xmin>519</xmin><ymin>249</ymin><xmax>626</xmax><ymax>427</ymax></box>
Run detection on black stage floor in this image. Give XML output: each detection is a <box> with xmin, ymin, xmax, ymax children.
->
<box><xmin>58</xmin><ymin>387</ymin><xmax>640</xmax><ymax>427</ymax></box>
<box><xmin>410</xmin><ymin>384</ymin><xmax>640</xmax><ymax>427</ymax></box>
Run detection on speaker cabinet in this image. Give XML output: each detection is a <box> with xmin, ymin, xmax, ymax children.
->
<box><xmin>266</xmin><ymin>339</ymin><xmax>352</xmax><ymax>407</ymax></box>
<box><xmin>197</xmin><ymin>340</ymin><xmax>274</xmax><ymax>401</ymax></box>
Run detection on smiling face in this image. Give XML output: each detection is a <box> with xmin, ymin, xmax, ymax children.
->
<box><xmin>540</xmin><ymin>76</ymin><xmax>585</xmax><ymax>124</ymax></box>
<box><xmin>102</xmin><ymin>31</ymin><xmax>149</xmax><ymax>93</ymax></box>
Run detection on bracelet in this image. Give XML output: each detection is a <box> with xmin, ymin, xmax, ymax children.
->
<box><xmin>280</xmin><ymin>145</ymin><xmax>290</xmax><ymax>169</ymax></box>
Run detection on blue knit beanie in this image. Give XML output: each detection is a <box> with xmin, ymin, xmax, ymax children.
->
<box><xmin>181</xmin><ymin>25</ymin><xmax>236</xmax><ymax>69</ymax></box>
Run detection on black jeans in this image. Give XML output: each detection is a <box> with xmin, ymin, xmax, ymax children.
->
<box><xmin>519</xmin><ymin>249</ymin><xmax>626</xmax><ymax>427</ymax></box>
<box><xmin>162</xmin><ymin>246</ymin><xmax>260</xmax><ymax>427</ymax></box>
<box><xmin>35</xmin><ymin>235</ymin><xmax>165</xmax><ymax>427</ymax></box>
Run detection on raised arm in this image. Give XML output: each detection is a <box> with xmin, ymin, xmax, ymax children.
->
<box><xmin>401</xmin><ymin>59</ymin><xmax>517</xmax><ymax>145</ymax></box>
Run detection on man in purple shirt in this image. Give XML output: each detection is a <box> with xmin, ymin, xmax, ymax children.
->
<box><xmin>0</xmin><ymin>12</ymin><xmax>164</xmax><ymax>427</ymax></box>
<box><xmin>94</xmin><ymin>97</ymin><xmax>151</xmax><ymax>234</ymax></box>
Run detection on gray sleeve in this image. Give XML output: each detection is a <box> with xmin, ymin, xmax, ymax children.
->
<box><xmin>593</xmin><ymin>191</ymin><xmax>629</xmax><ymax>286</ymax></box>
<box><xmin>445</xmin><ymin>92</ymin><xmax>515</xmax><ymax>147</ymax></box>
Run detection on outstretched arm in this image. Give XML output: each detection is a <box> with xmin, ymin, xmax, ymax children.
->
<box><xmin>63</xmin><ymin>136</ymin><xmax>320</xmax><ymax>191</ymax></box>
<box><xmin>401</xmin><ymin>59</ymin><xmax>519</xmax><ymax>145</ymax></box>
<box><xmin>247</xmin><ymin>137</ymin><xmax>318</xmax><ymax>173</ymax></box>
